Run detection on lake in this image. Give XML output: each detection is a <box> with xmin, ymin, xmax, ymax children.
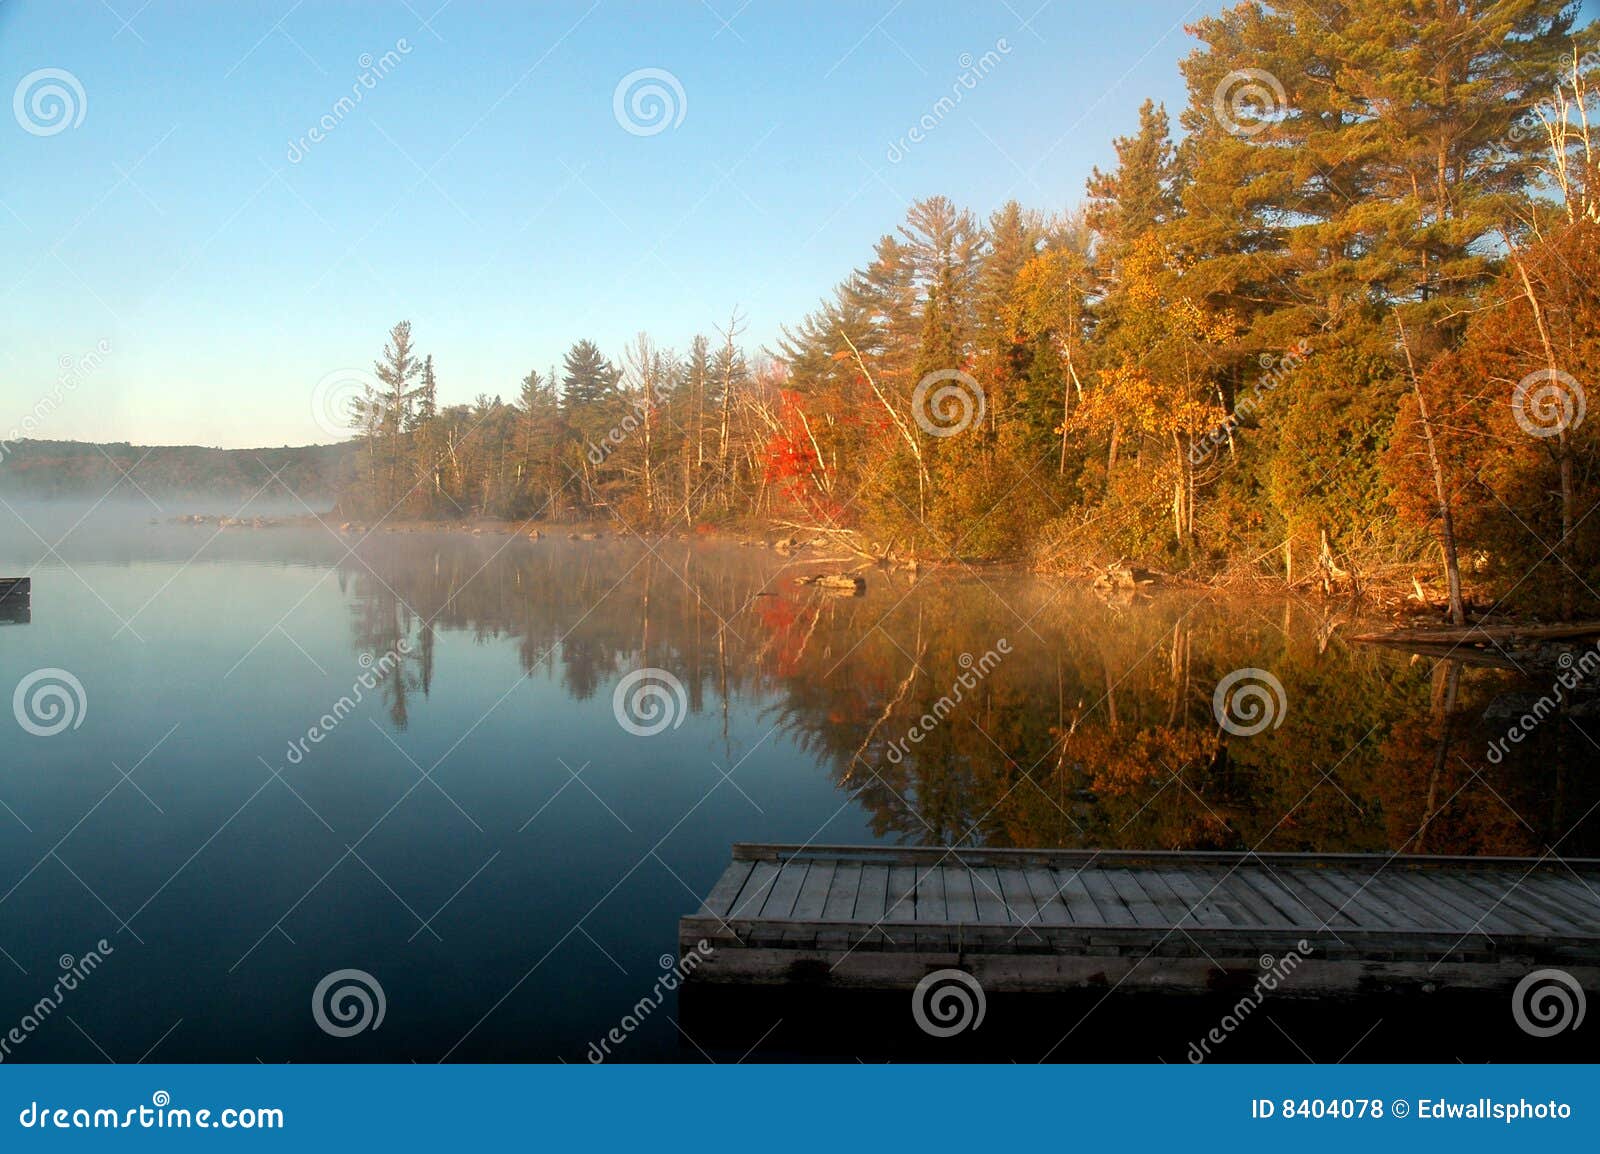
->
<box><xmin>0</xmin><ymin>501</ymin><xmax>1595</xmax><ymax>1062</ymax></box>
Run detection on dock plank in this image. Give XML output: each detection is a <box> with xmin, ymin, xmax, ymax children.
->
<box><xmin>1233</xmin><ymin>869</ymin><xmax>1322</xmax><ymax>929</ymax></box>
<box><xmin>1449</xmin><ymin>872</ymin><xmax>1586</xmax><ymax>936</ymax></box>
<box><xmin>698</xmin><ymin>860</ymin><xmax>754</xmax><ymax>920</ymax></box>
<box><xmin>916</xmin><ymin>865</ymin><xmax>948</xmax><ymax>922</ymax></box>
<box><xmin>791</xmin><ymin>860</ymin><xmax>836</xmax><ymax>921</ymax></box>
<box><xmin>1315</xmin><ymin>867</ymin><xmax>1413</xmax><ymax>930</ymax></box>
<box><xmin>1254</xmin><ymin>864</ymin><xmax>1351</xmax><ymax>930</ymax></box>
<box><xmin>1290</xmin><ymin>869</ymin><xmax>1366</xmax><ymax>929</ymax></box>
<box><xmin>854</xmin><ymin>865</ymin><xmax>889</xmax><ymax>924</ymax></box>
<box><xmin>885</xmin><ymin>866</ymin><xmax>918</xmax><ymax>922</ymax></box>
<box><xmin>1155</xmin><ymin>869</ymin><xmax>1235</xmax><ymax>928</ymax></box>
<box><xmin>1304</xmin><ymin>866</ymin><xmax>1399</xmax><ymax>928</ymax></box>
<box><xmin>822</xmin><ymin>862</ymin><xmax>863</xmax><ymax>921</ymax></box>
<box><xmin>1049</xmin><ymin>866</ymin><xmax>1108</xmax><ymax>925</ymax></box>
<box><xmin>998</xmin><ymin>868</ymin><xmax>1041</xmax><ymax>928</ymax></box>
<box><xmin>731</xmin><ymin>861</ymin><xmax>779</xmax><ymax>918</ymax></box>
<box><xmin>1022</xmin><ymin>867</ymin><xmax>1072</xmax><ymax>926</ymax></box>
<box><xmin>970</xmin><ymin>867</ymin><xmax>1012</xmax><ymax>924</ymax></box>
<box><xmin>1336</xmin><ymin>869</ymin><xmax>1458</xmax><ymax>932</ymax></box>
<box><xmin>1534</xmin><ymin>873</ymin><xmax>1600</xmax><ymax>922</ymax></box>
<box><xmin>760</xmin><ymin>862</ymin><xmax>809</xmax><ymax>919</ymax></box>
<box><xmin>1078</xmin><ymin>869</ymin><xmax>1134</xmax><ymax>924</ymax></box>
<box><xmin>1105</xmin><ymin>869</ymin><xmax>1166</xmax><ymax>928</ymax></box>
<box><xmin>942</xmin><ymin>866</ymin><xmax>978</xmax><ymax>923</ymax></box>
<box><xmin>1210</xmin><ymin>869</ymin><xmax>1294</xmax><ymax>928</ymax></box>
<box><xmin>1395</xmin><ymin>871</ymin><xmax>1533</xmax><ymax>935</ymax></box>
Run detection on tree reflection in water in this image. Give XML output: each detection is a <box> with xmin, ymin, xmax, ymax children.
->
<box><xmin>341</xmin><ymin>533</ymin><xmax>1600</xmax><ymax>857</ymax></box>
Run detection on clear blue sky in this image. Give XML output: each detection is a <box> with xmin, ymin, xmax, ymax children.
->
<box><xmin>3</xmin><ymin>0</ymin><xmax>1583</xmax><ymax>449</ymax></box>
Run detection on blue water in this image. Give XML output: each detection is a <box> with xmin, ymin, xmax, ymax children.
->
<box><xmin>0</xmin><ymin>501</ymin><xmax>1593</xmax><ymax>1062</ymax></box>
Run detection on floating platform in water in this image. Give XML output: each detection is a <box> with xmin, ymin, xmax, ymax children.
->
<box><xmin>680</xmin><ymin>844</ymin><xmax>1600</xmax><ymax>994</ymax></box>
<box><xmin>0</xmin><ymin>577</ymin><xmax>29</xmax><ymax>623</ymax></box>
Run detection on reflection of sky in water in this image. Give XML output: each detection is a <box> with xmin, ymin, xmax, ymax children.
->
<box><xmin>0</xmin><ymin>504</ymin><xmax>1595</xmax><ymax>1060</ymax></box>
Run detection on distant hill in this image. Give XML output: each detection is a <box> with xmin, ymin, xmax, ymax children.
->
<box><xmin>0</xmin><ymin>439</ymin><xmax>358</xmax><ymax>501</ymax></box>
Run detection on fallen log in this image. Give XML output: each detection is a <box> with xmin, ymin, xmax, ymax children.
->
<box><xmin>1352</xmin><ymin>621</ymin><xmax>1600</xmax><ymax>646</ymax></box>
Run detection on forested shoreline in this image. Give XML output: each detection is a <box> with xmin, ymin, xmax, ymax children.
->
<box><xmin>344</xmin><ymin>3</ymin><xmax>1592</xmax><ymax>616</ymax></box>
<box><xmin>0</xmin><ymin>439</ymin><xmax>354</xmax><ymax>500</ymax></box>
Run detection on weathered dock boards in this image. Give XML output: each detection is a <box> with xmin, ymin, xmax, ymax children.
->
<box><xmin>680</xmin><ymin>844</ymin><xmax>1600</xmax><ymax>993</ymax></box>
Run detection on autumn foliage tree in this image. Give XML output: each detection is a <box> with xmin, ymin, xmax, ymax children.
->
<box><xmin>336</xmin><ymin>1</ymin><xmax>1600</xmax><ymax>619</ymax></box>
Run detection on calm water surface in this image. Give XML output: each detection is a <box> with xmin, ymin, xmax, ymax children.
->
<box><xmin>0</xmin><ymin>503</ymin><xmax>1595</xmax><ymax>1061</ymax></box>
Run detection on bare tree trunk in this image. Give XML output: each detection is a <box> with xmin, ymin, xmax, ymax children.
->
<box><xmin>1060</xmin><ymin>340</ymin><xmax>1083</xmax><ymax>476</ymax></box>
<box><xmin>1396</xmin><ymin>316</ymin><xmax>1465</xmax><ymax>626</ymax></box>
<box><xmin>1507</xmin><ymin>244</ymin><xmax>1576</xmax><ymax>619</ymax></box>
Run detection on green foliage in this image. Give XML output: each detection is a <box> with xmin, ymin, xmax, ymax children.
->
<box><xmin>1267</xmin><ymin>332</ymin><xmax>1405</xmax><ymax>549</ymax></box>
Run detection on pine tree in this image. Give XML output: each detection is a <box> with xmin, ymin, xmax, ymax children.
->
<box><xmin>1086</xmin><ymin>100</ymin><xmax>1182</xmax><ymax>260</ymax></box>
<box><xmin>363</xmin><ymin>320</ymin><xmax>425</xmax><ymax>511</ymax></box>
<box><xmin>560</xmin><ymin>339</ymin><xmax>619</xmax><ymax>412</ymax></box>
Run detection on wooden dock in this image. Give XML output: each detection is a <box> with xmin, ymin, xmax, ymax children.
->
<box><xmin>680</xmin><ymin>844</ymin><xmax>1600</xmax><ymax>994</ymax></box>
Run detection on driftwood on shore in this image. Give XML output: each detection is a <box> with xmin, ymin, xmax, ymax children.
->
<box><xmin>772</xmin><ymin>521</ymin><xmax>920</xmax><ymax>566</ymax></box>
<box><xmin>794</xmin><ymin>572</ymin><xmax>866</xmax><ymax>595</ymax></box>
<box><xmin>1352</xmin><ymin>621</ymin><xmax>1600</xmax><ymax>646</ymax></box>
<box><xmin>1351</xmin><ymin>620</ymin><xmax>1600</xmax><ymax>670</ymax></box>
<box><xmin>1092</xmin><ymin>562</ymin><xmax>1161</xmax><ymax>591</ymax></box>
<box><xmin>170</xmin><ymin>514</ymin><xmax>285</xmax><ymax>529</ymax></box>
